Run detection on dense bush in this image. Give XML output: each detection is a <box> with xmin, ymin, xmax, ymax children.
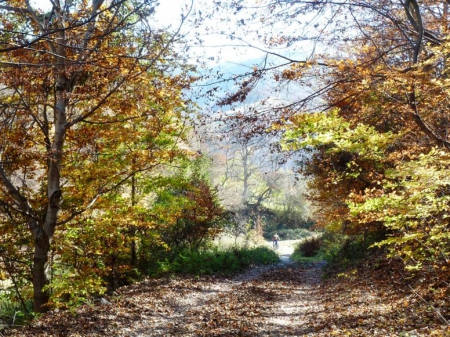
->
<box><xmin>290</xmin><ymin>237</ymin><xmax>323</xmax><ymax>262</ymax></box>
<box><xmin>319</xmin><ymin>232</ymin><xmax>385</xmax><ymax>267</ymax></box>
<box><xmin>151</xmin><ymin>178</ymin><xmax>227</xmax><ymax>251</ymax></box>
<box><xmin>290</xmin><ymin>232</ymin><xmax>385</xmax><ymax>266</ymax></box>
<box><xmin>298</xmin><ymin>237</ymin><xmax>322</xmax><ymax>257</ymax></box>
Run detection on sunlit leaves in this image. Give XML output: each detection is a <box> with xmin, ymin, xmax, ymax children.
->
<box><xmin>264</xmin><ymin>0</ymin><xmax>450</xmax><ymax>282</ymax></box>
<box><xmin>281</xmin><ymin>110</ymin><xmax>398</xmax><ymax>161</ymax></box>
<box><xmin>151</xmin><ymin>176</ymin><xmax>227</xmax><ymax>251</ymax></box>
<box><xmin>349</xmin><ymin>148</ymin><xmax>450</xmax><ymax>271</ymax></box>
<box><xmin>0</xmin><ymin>0</ymin><xmax>198</xmax><ymax>311</ymax></box>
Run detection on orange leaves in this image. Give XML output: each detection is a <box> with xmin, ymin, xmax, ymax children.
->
<box><xmin>10</xmin><ymin>259</ymin><xmax>450</xmax><ymax>336</ymax></box>
<box><xmin>280</xmin><ymin>60</ymin><xmax>316</xmax><ymax>81</ymax></box>
<box><xmin>150</xmin><ymin>177</ymin><xmax>227</xmax><ymax>250</ymax></box>
<box><xmin>275</xmin><ymin>4</ymin><xmax>450</xmax><ymax>247</ymax></box>
<box><xmin>0</xmin><ymin>0</ymin><xmax>196</xmax><ymax>312</ymax></box>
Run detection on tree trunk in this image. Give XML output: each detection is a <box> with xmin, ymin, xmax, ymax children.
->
<box><xmin>242</xmin><ymin>146</ymin><xmax>250</xmax><ymax>205</ymax></box>
<box><xmin>32</xmin><ymin>233</ymin><xmax>51</xmax><ymax>313</ymax></box>
<box><xmin>29</xmin><ymin>21</ymin><xmax>69</xmax><ymax>312</ymax></box>
<box><xmin>130</xmin><ymin>172</ymin><xmax>137</xmax><ymax>267</ymax></box>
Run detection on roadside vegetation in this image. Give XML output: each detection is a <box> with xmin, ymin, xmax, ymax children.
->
<box><xmin>291</xmin><ymin>232</ymin><xmax>387</xmax><ymax>268</ymax></box>
<box><xmin>156</xmin><ymin>246</ymin><xmax>279</xmax><ymax>276</ymax></box>
<box><xmin>0</xmin><ymin>241</ymin><xmax>279</xmax><ymax>328</ymax></box>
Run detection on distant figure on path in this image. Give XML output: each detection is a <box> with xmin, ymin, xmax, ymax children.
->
<box><xmin>272</xmin><ymin>233</ymin><xmax>280</xmax><ymax>249</ymax></box>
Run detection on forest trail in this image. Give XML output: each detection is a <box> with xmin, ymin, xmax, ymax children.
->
<box><xmin>5</xmin><ymin>252</ymin><xmax>449</xmax><ymax>336</ymax></box>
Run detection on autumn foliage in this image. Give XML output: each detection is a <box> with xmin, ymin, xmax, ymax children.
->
<box><xmin>0</xmin><ymin>0</ymin><xmax>208</xmax><ymax>313</ymax></box>
<box><xmin>272</xmin><ymin>0</ymin><xmax>450</xmax><ymax>282</ymax></box>
<box><xmin>3</xmin><ymin>0</ymin><xmax>450</xmax><ymax>329</ymax></box>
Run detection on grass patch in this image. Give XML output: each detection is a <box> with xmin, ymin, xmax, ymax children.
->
<box><xmin>290</xmin><ymin>253</ymin><xmax>324</xmax><ymax>263</ymax></box>
<box><xmin>156</xmin><ymin>246</ymin><xmax>280</xmax><ymax>277</ymax></box>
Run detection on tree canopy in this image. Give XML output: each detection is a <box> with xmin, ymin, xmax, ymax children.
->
<box><xmin>259</xmin><ymin>0</ymin><xmax>450</xmax><ymax>275</ymax></box>
<box><xmin>186</xmin><ymin>0</ymin><xmax>450</xmax><ymax>280</ymax></box>
<box><xmin>0</xmin><ymin>0</ymin><xmax>197</xmax><ymax>312</ymax></box>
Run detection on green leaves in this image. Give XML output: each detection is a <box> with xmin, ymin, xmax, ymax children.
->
<box><xmin>349</xmin><ymin>148</ymin><xmax>450</xmax><ymax>270</ymax></box>
<box><xmin>281</xmin><ymin>110</ymin><xmax>398</xmax><ymax>161</ymax></box>
<box><xmin>150</xmin><ymin>175</ymin><xmax>227</xmax><ymax>252</ymax></box>
<box><xmin>280</xmin><ymin>108</ymin><xmax>450</xmax><ymax>273</ymax></box>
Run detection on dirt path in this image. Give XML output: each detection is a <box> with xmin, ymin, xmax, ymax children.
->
<box><xmin>112</xmin><ymin>250</ymin><xmax>328</xmax><ymax>336</ymax></box>
<box><xmin>4</xmin><ymin>252</ymin><xmax>327</xmax><ymax>336</ymax></box>
<box><xmin>5</xmin><ymin>252</ymin><xmax>449</xmax><ymax>336</ymax></box>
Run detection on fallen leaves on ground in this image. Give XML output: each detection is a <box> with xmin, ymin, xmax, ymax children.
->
<box><xmin>4</xmin><ymin>259</ymin><xmax>450</xmax><ymax>336</ymax></box>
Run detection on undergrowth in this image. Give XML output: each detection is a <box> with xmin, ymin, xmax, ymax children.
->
<box><xmin>290</xmin><ymin>233</ymin><xmax>384</xmax><ymax>268</ymax></box>
<box><xmin>0</xmin><ymin>291</ymin><xmax>34</xmax><ymax>331</ymax></box>
<box><xmin>156</xmin><ymin>246</ymin><xmax>280</xmax><ymax>276</ymax></box>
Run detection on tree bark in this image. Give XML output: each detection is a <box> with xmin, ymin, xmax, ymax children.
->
<box><xmin>29</xmin><ymin>11</ymin><xmax>68</xmax><ymax>312</ymax></box>
<box><xmin>130</xmin><ymin>172</ymin><xmax>137</xmax><ymax>267</ymax></box>
<box><xmin>32</xmin><ymin>232</ymin><xmax>51</xmax><ymax>312</ymax></box>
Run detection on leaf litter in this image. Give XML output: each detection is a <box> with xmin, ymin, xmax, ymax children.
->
<box><xmin>3</xmin><ymin>258</ymin><xmax>450</xmax><ymax>336</ymax></box>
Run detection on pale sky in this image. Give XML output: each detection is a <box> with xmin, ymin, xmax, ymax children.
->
<box><xmin>29</xmin><ymin>0</ymin><xmax>266</xmax><ymax>66</ymax></box>
<box><xmin>28</xmin><ymin>0</ymin><xmax>307</xmax><ymax>108</ymax></box>
<box><xmin>155</xmin><ymin>0</ymin><xmax>269</xmax><ymax>66</ymax></box>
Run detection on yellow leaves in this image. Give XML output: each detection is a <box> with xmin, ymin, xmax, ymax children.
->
<box><xmin>158</xmin><ymin>88</ymin><xmax>167</xmax><ymax>98</ymax></box>
<box><xmin>348</xmin><ymin>146</ymin><xmax>450</xmax><ymax>271</ymax></box>
<box><xmin>280</xmin><ymin>61</ymin><xmax>315</xmax><ymax>80</ymax></box>
<box><xmin>361</xmin><ymin>44</ymin><xmax>373</xmax><ymax>53</ymax></box>
<box><xmin>282</xmin><ymin>109</ymin><xmax>398</xmax><ymax>163</ymax></box>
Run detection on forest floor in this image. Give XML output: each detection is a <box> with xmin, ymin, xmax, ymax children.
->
<box><xmin>4</xmin><ymin>244</ymin><xmax>450</xmax><ymax>336</ymax></box>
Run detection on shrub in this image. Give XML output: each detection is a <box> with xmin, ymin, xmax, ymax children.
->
<box><xmin>151</xmin><ymin>178</ymin><xmax>227</xmax><ymax>252</ymax></box>
<box><xmin>298</xmin><ymin>237</ymin><xmax>322</xmax><ymax>257</ymax></box>
<box><xmin>318</xmin><ymin>231</ymin><xmax>347</xmax><ymax>262</ymax></box>
<box><xmin>319</xmin><ymin>231</ymin><xmax>385</xmax><ymax>268</ymax></box>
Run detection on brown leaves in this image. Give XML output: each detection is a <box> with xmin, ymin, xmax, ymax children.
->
<box><xmin>4</xmin><ymin>260</ymin><xmax>450</xmax><ymax>336</ymax></box>
<box><xmin>217</xmin><ymin>73</ymin><xmax>262</xmax><ymax>107</ymax></box>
